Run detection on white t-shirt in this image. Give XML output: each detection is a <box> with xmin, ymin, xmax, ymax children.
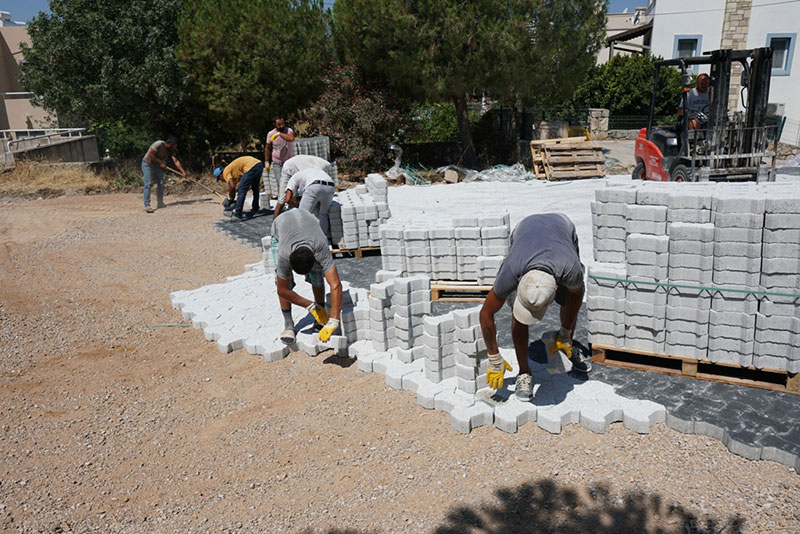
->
<box><xmin>286</xmin><ymin>168</ymin><xmax>334</xmax><ymax>198</ymax></box>
<box><xmin>678</xmin><ymin>87</ymin><xmax>709</xmax><ymax>114</ymax></box>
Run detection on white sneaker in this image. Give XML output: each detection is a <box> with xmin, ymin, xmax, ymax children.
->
<box><xmin>515</xmin><ymin>373</ymin><xmax>533</xmax><ymax>400</ymax></box>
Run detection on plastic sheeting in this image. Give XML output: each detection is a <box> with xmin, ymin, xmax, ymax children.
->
<box><xmin>434</xmin><ymin>162</ymin><xmax>535</xmax><ymax>183</ymax></box>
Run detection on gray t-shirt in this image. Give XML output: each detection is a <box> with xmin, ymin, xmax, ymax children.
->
<box><xmin>142</xmin><ymin>140</ymin><xmax>174</xmax><ymax>166</ymax></box>
<box><xmin>271</xmin><ymin>209</ymin><xmax>334</xmax><ymax>280</ymax></box>
<box><xmin>678</xmin><ymin>87</ymin><xmax>710</xmax><ymax>114</ymax></box>
<box><xmin>493</xmin><ymin>213</ymin><xmax>584</xmax><ymax>300</ymax></box>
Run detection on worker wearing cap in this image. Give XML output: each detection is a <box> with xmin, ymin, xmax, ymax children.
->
<box><xmin>273</xmin><ymin>167</ymin><xmax>336</xmax><ymax>239</ymax></box>
<box><xmin>214</xmin><ymin>156</ymin><xmax>264</xmax><ymax>221</ymax></box>
<box><xmin>271</xmin><ymin>208</ymin><xmax>342</xmax><ymax>345</ymax></box>
<box><xmin>479</xmin><ymin>213</ymin><xmax>589</xmax><ymax>401</ymax></box>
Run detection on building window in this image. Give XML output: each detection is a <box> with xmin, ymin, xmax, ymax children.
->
<box><xmin>673</xmin><ymin>35</ymin><xmax>703</xmax><ymax>72</ymax></box>
<box><xmin>767</xmin><ymin>33</ymin><xmax>795</xmax><ymax>76</ymax></box>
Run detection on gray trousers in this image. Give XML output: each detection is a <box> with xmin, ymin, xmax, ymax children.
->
<box><xmin>299</xmin><ymin>183</ymin><xmax>335</xmax><ymax>239</ymax></box>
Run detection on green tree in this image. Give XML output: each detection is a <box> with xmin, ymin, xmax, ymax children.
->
<box><xmin>178</xmin><ymin>0</ymin><xmax>334</xmax><ymax>146</ymax></box>
<box><xmin>19</xmin><ymin>0</ymin><xmax>196</xmax><ymax>158</ymax></box>
<box><xmin>333</xmin><ymin>0</ymin><xmax>606</xmax><ymax>167</ymax></box>
<box><xmin>302</xmin><ymin>63</ymin><xmax>409</xmax><ymax>171</ymax></box>
<box><xmin>567</xmin><ymin>54</ymin><xmax>683</xmax><ymax>118</ymax></box>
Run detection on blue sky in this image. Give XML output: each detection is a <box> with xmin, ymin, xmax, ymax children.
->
<box><xmin>6</xmin><ymin>0</ymin><xmax>645</xmax><ymax>23</ymax></box>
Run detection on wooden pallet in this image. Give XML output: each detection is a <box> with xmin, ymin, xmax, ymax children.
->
<box><xmin>592</xmin><ymin>344</ymin><xmax>800</xmax><ymax>395</ymax></box>
<box><xmin>330</xmin><ymin>246</ymin><xmax>381</xmax><ymax>258</ymax></box>
<box><xmin>431</xmin><ymin>280</ymin><xmax>492</xmax><ymax>302</ymax></box>
<box><xmin>530</xmin><ymin>137</ymin><xmax>605</xmax><ymax>181</ymax></box>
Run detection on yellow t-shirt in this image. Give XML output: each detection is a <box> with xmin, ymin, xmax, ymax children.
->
<box><xmin>223</xmin><ymin>156</ymin><xmax>261</xmax><ymax>185</ymax></box>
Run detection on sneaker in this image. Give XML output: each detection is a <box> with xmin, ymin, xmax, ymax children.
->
<box><xmin>229</xmin><ymin>212</ymin><xmax>244</xmax><ymax>222</ymax></box>
<box><xmin>571</xmin><ymin>351</ymin><xmax>592</xmax><ymax>373</ymax></box>
<box><xmin>515</xmin><ymin>373</ymin><xmax>533</xmax><ymax>400</ymax></box>
<box><xmin>145</xmin><ymin>206</ymin><xmax>155</xmax><ymax>213</ymax></box>
<box><xmin>157</xmin><ymin>203</ymin><xmax>167</xmax><ymax>209</ymax></box>
<box><xmin>279</xmin><ymin>328</ymin><xmax>296</xmax><ymax>345</ymax></box>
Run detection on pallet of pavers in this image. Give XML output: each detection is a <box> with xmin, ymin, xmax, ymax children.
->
<box><xmin>587</xmin><ymin>180</ymin><xmax>800</xmax><ymax>394</ymax></box>
<box><xmin>530</xmin><ymin>137</ymin><xmax>605</xmax><ymax>181</ymax></box>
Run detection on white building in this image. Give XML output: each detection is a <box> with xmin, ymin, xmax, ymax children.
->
<box><xmin>600</xmin><ymin>7</ymin><xmax>650</xmax><ymax>64</ymax></box>
<box><xmin>647</xmin><ymin>0</ymin><xmax>800</xmax><ymax>146</ymax></box>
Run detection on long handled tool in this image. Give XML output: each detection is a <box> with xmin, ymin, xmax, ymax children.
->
<box><xmin>165</xmin><ymin>166</ymin><xmax>224</xmax><ymax>198</ymax></box>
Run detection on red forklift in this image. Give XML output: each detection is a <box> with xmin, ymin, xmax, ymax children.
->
<box><xmin>633</xmin><ymin>47</ymin><xmax>778</xmax><ymax>182</ymax></box>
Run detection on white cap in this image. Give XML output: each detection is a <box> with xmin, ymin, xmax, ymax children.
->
<box><xmin>513</xmin><ymin>270</ymin><xmax>557</xmax><ymax>325</ymax></box>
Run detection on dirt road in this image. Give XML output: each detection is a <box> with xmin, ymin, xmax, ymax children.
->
<box><xmin>1</xmin><ymin>193</ymin><xmax>797</xmax><ymax>533</ymax></box>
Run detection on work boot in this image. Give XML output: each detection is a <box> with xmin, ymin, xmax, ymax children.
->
<box><xmin>515</xmin><ymin>373</ymin><xmax>533</xmax><ymax>401</ymax></box>
<box><xmin>571</xmin><ymin>351</ymin><xmax>592</xmax><ymax>373</ymax></box>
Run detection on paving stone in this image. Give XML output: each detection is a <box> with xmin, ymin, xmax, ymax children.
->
<box><xmin>450</xmin><ymin>402</ymin><xmax>495</xmax><ymax>434</ymax></box>
<box><xmin>580</xmin><ymin>405</ymin><xmax>623</xmax><ymax>434</ymax></box>
<box><xmin>669</xmin><ymin>240</ymin><xmax>714</xmax><ymax>256</ymax></box>
<box><xmin>384</xmin><ymin>359</ymin><xmax>423</xmax><ymax>390</ymax></box>
<box><xmin>493</xmin><ymin>397</ymin><xmax>539</xmax><ymax>433</ymax></box>
<box><xmin>763</xmin><ymin>228</ymin><xmax>800</xmax><ymax>243</ymax></box>
<box><xmin>712</xmin><ymin>195</ymin><xmax>765</xmax><ymax>214</ymax></box>
<box><xmin>537</xmin><ymin>402</ymin><xmax>581</xmax><ymax>434</ymax></box>
<box><xmin>357</xmin><ymin>350</ymin><xmax>391</xmax><ymax>373</ymax></box>
<box><xmin>416</xmin><ymin>377</ymin><xmax>457</xmax><ymax>409</ymax></box>
<box><xmin>596</xmin><ymin>187</ymin><xmax>637</xmax><ymax>203</ymax></box>
<box><xmin>713</xmin><ymin>226</ymin><xmax>763</xmax><ymax>243</ymax></box>
<box><xmin>667</xmin><ymin>253</ymin><xmax>714</xmax><ymax>270</ymax></box>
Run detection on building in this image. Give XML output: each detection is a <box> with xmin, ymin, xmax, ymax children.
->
<box><xmin>0</xmin><ymin>11</ymin><xmax>51</xmax><ymax>131</ymax></box>
<box><xmin>601</xmin><ymin>7</ymin><xmax>651</xmax><ymax>64</ymax></box>
<box><xmin>647</xmin><ymin>0</ymin><xmax>800</xmax><ymax>145</ymax></box>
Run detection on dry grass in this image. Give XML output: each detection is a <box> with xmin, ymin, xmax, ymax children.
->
<box><xmin>0</xmin><ymin>161</ymin><xmax>109</xmax><ymax>196</ymax></box>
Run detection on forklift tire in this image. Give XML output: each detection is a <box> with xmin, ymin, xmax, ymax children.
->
<box><xmin>632</xmin><ymin>161</ymin><xmax>646</xmax><ymax>180</ymax></box>
<box><xmin>670</xmin><ymin>164</ymin><xmax>693</xmax><ymax>182</ymax></box>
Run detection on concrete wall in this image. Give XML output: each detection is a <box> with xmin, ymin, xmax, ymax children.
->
<box><xmin>0</xmin><ymin>26</ymin><xmax>51</xmax><ymax>130</ymax></box>
<box><xmin>14</xmin><ymin>136</ymin><xmax>100</xmax><ymax>163</ymax></box>
<box><xmin>649</xmin><ymin>0</ymin><xmax>724</xmax><ymax>72</ymax></box>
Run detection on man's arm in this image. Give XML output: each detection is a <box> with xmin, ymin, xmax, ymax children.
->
<box><xmin>324</xmin><ymin>265</ymin><xmax>342</xmax><ymax>320</ymax></box>
<box><xmin>278</xmin><ymin>129</ymin><xmax>295</xmax><ymax>142</ymax></box>
<box><xmin>479</xmin><ymin>289</ymin><xmax>504</xmax><ymax>355</ymax></box>
<box><xmin>273</xmin><ymin>189</ymin><xmax>293</xmax><ymax>221</ymax></box>
<box><xmin>171</xmin><ymin>155</ymin><xmax>187</xmax><ymax>177</ymax></box>
<box><xmin>276</xmin><ymin>274</ymin><xmax>314</xmax><ymax>309</ymax></box>
<box><xmin>265</xmin><ymin>142</ymin><xmax>273</xmax><ymax>163</ymax></box>
<box><xmin>227</xmin><ymin>179</ymin><xmax>236</xmax><ymax>201</ymax></box>
<box><xmin>560</xmin><ymin>285</ymin><xmax>584</xmax><ymax>334</ymax></box>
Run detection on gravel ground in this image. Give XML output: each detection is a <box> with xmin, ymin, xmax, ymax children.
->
<box><xmin>1</xmin><ymin>192</ymin><xmax>798</xmax><ymax>534</ymax></box>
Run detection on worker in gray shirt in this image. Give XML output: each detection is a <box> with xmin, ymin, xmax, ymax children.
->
<box><xmin>271</xmin><ymin>209</ymin><xmax>343</xmax><ymax>345</ymax></box>
<box><xmin>479</xmin><ymin>213</ymin><xmax>589</xmax><ymax>400</ymax></box>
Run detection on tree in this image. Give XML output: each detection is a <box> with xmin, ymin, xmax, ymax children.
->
<box><xmin>567</xmin><ymin>54</ymin><xmax>683</xmax><ymax>118</ymax></box>
<box><xmin>178</xmin><ymin>0</ymin><xmax>334</xmax><ymax>146</ymax></box>
<box><xmin>333</xmin><ymin>0</ymin><xmax>606</xmax><ymax>167</ymax></box>
<box><xmin>20</xmin><ymin>0</ymin><xmax>196</xmax><ymax>158</ymax></box>
<box><xmin>302</xmin><ymin>63</ymin><xmax>409</xmax><ymax>171</ymax></box>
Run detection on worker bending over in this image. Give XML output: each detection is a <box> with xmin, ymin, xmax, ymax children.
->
<box><xmin>273</xmin><ymin>167</ymin><xmax>336</xmax><ymax>239</ymax></box>
<box><xmin>272</xmin><ymin>209</ymin><xmax>342</xmax><ymax>345</ymax></box>
<box><xmin>214</xmin><ymin>156</ymin><xmax>264</xmax><ymax>221</ymax></box>
<box><xmin>479</xmin><ymin>213</ymin><xmax>590</xmax><ymax>400</ymax></box>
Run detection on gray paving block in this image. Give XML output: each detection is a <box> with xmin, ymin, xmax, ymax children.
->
<box><xmin>712</xmin><ymin>270</ymin><xmax>762</xmax><ymax>287</ymax></box>
<box><xmin>669</xmin><ymin>240</ymin><xmax>714</xmax><ymax>255</ymax></box>
<box><xmin>623</xmin><ymin>336</ymin><xmax>664</xmax><ymax>354</ymax></box>
<box><xmin>665</xmin><ymin>411</ymin><xmax>695</xmax><ymax>433</ymax></box>
<box><xmin>580</xmin><ymin>405</ymin><xmax>623</xmax><ymax>434</ymax></box>
<box><xmin>627</xmin><ymin>251</ymin><xmax>669</xmax><ymax>268</ymax></box>
<box><xmin>625</xmin><ymin>220</ymin><xmax>667</xmax><ymax>235</ymax></box>
<box><xmin>450</xmin><ymin>402</ymin><xmax>495</xmax><ymax>434</ymax></box>
<box><xmin>627</xmin><ymin>233</ymin><xmax>670</xmax><ymax>253</ymax></box>
<box><xmin>712</xmin><ymin>195</ymin><xmax>765</xmax><ymax>214</ymax></box>
<box><xmin>625</xmin><ymin>204</ymin><xmax>667</xmax><ymax>222</ymax></box>
<box><xmin>494</xmin><ymin>397</ymin><xmax>538</xmax><ymax>433</ymax></box>
<box><xmin>479</xmin><ymin>213</ymin><xmax>510</xmax><ymax>227</ymax></box>
<box><xmin>762</xmin><ymin>257</ymin><xmax>800</xmax><ymax>274</ymax></box>
<box><xmin>668</xmin><ymin>253</ymin><xmax>714</xmax><ymax>270</ymax></box>
<box><xmin>592</xmin><ymin>212</ymin><xmax>626</xmax><ymax>228</ymax></box>
<box><xmin>667</xmin><ymin>208</ymin><xmax>711</xmax><ymax>224</ymax></box>
<box><xmin>713</xmin><ymin>226</ymin><xmax>763</xmax><ymax>243</ymax></box>
<box><xmin>415</xmin><ymin>377</ymin><xmax>457</xmax><ymax>409</ymax></box>
<box><xmin>709</xmin><ymin>309</ymin><xmax>755</xmax><ymax>329</ymax></box>
<box><xmin>669</xmin><ymin>192</ymin><xmax>713</xmax><ymax>210</ymax></box>
<box><xmin>626</xmin><ymin>285</ymin><xmax>668</xmax><ymax>306</ymax></box>
<box><xmin>434</xmin><ymin>388</ymin><xmax>475</xmax><ymax>412</ymax></box>
<box><xmin>384</xmin><ymin>359</ymin><xmax>423</xmax><ymax>390</ymax></box>
<box><xmin>537</xmin><ymin>402</ymin><xmax>581</xmax><ymax>434</ymax></box>
<box><xmin>588</xmin><ymin>332</ymin><xmax>621</xmax><ymax>346</ymax></box>
<box><xmin>357</xmin><ymin>350</ymin><xmax>392</xmax><ymax>373</ymax></box>
<box><xmin>665</xmin><ymin>330</ymin><xmax>708</xmax><ymax>347</ymax></box>
<box><xmin>724</xmin><ymin>434</ymin><xmax>762</xmax><ymax>461</ymax></box>
<box><xmin>668</xmin><ymin>222</ymin><xmax>715</xmax><ymax>242</ymax></box>
<box><xmin>764</xmin><ymin>228</ymin><xmax>800</xmax><ymax>244</ymax></box>
<box><xmin>752</xmin><ymin>353</ymin><xmax>789</xmax><ymax>372</ymax></box>
<box><xmin>596</xmin><ymin>226</ymin><xmax>627</xmax><ymax>240</ymax></box>
<box><xmin>636</xmin><ymin>187</ymin><xmax>672</xmax><ymax>206</ymax></box>
<box><xmin>764</xmin><ymin>213</ymin><xmax>800</xmax><ymax>229</ymax></box>
<box><xmin>714</xmin><ymin>241</ymin><xmax>761</xmax><ymax>258</ymax></box>
<box><xmin>663</xmin><ymin>342</ymin><xmax>707</xmax><ymax>360</ymax></box>
<box><xmin>452</xmin><ymin>216</ymin><xmax>479</xmax><ymax>227</ymax></box>
<box><xmin>765</xmin><ymin>196</ymin><xmax>800</xmax><ymax>214</ymax></box>
<box><xmin>622</xmin><ymin>400</ymin><xmax>666</xmax><ymax>433</ymax></box>
<box><xmin>481</xmin><ymin>226</ymin><xmax>510</xmax><ymax>239</ymax></box>
<box><xmin>454</xmin><ymin>227</ymin><xmax>481</xmax><ymax>239</ymax></box>
<box><xmin>596</xmin><ymin>187</ymin><xmax>637</xmax><ymax>203</ymax></box>
<box><xmin>713</xmin><ymin>255</ymin><xmax>762</xmax><ymax>273</ymax></box>
<box><xmin>713</xmin><ymin>212</ymin><xmax>764</xmax><ymax>229</ymax></box>
<box><xmin>760</xmin><ymin>273</ymin><xmax>800</xmax><ymax>289</ymax></box>
<box><xmin>755</xmin><ymin>313</ymin><xmax>800</xmax><ymax>334</ymax></box>
<box><xmin>594</xmin><ymin>250</ymin><xmax>626</xmax><ymax>263</ymax></box>
<box><xmin>593</xmin><ymin>236</ymin><xmax>626</xmax><ymax>253</ymax></box>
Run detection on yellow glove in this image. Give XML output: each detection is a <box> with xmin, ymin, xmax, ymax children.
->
<box><xmin>269</xmin><ymin>133</ymin><xmax>280</xmax><ymax>143</ymax></box>
<box><xmin>485</xmin><ymin>353</ymin><xmax>512</xmax><ymax>389</ymax></box>
<box><xmin>548</xmin><ymin>334</ymin><xmax>572</xmax><ymax>359</ymax></box>
<box><xmin>306</xmin><ymin>303</ymin><xmax>329</xmax><ymax>326</ymax></box>
<box><xmin>318</xmin><ymin>318</ymin><xmax>340</xmax><ymax>342</ymax></box>
<box><xmin>265</xmin><ymin>163</ymin><xmax>270</xmax><ymax>173</ymax></box>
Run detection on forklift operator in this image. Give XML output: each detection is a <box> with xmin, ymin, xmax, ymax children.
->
<box><xmin>677</xmin><ymin>73</ymin><xmax>710</xmax><ymax>130</ymax></box>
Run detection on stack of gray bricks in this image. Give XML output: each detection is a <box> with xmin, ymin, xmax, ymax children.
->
<box><xmin>588</xmin><ymin>181</ymin><xmax>800</xmax><ymax>373</ymax></box>
<box><xmin>369</xmin><ymin>280</ymin><xmax>395</xmax><ymax>351</ymax></box>
<box><xmin>430</xmin><ymin>227</ymin><xmax>458</xmax><ymax>280</ymax></box>
<box><xmin>755</xmin><ymin>195</ymin><xmax>800</xmax><ymax>373</ymax></box>
<box><xmin>591</xmin><ymin>187</ymin><xmax>634</xmax><ymax>263</ymax></box>
<box><xmin>326</xmin><ymin>175</ymin><xmax>391</xmax><ymax>250</ymax></box>
<box><xmin>454</xmin><ymin>218</ymin><xmax>481</xmax><ymax>280</ymax></box>
<box><xmin>379</xmin><ymin>223</ymin><xmax>406</xmax><ymax>272</ymax></box>
<box><xmin>477</xmin><ymin>256</ymin><xmax>504</xmax><ymax>285</ymax></box>
<box><xmin>392</xmin><ymin>275</ymin><xmax>431</xmax><ymax>355</ymax></box>
<box><xmin>479</xmin><ymin>213</ymin><xmax>511</xmax><ymax>256</ymax></box>
<box><xmin>453</xmin><ymin>307</ymin><xmax>489</xmax><ymax>394</ymax></box>
<box><xmin>422</xmin><ymin>312</ymin><xmax>456</xmax><ymax>382</ymax></box>
<box><xmin>404</xmin><ymin>227</ymin><xmax>431</xmax><ymax>275</ymax></box>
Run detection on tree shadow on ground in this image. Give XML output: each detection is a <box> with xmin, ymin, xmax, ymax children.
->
<box><xmin>299</xmin><ymin>478</ymin><xmax>744</xmax><ymax>534</ymax></box>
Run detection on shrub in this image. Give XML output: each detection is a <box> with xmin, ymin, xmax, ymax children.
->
<box><xmin>301</xmin><ymin>63</ymin><xmax>409</xmax><ymax>172</ymax></box>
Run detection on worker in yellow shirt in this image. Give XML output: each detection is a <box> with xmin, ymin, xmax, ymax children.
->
<box><xmin>214</xmin><ymin>156</ymin><xmax>265</xmax><ymax>221</ymax></box>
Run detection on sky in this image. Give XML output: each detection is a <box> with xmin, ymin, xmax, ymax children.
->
<box><xmin>4</xmin><ymin>0</ymin><xmax>646</xmax><ymax>23</ymax></box>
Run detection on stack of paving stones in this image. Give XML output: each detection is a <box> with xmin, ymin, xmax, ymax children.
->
<box><xmin>452</xmin><ymin>308</ymin><xmax>490</xmax><ymax>394</ymax></box>
<box><xmin>756</xmin><ymin>195</ymin><xmax>800</xmax><ymax>373</ymax></box>
<box><xmin>327</xmin><ymin>175</ymin><xmax>391</xmax><ymax>250</ymax></box>
<box><xmin>588</xmin><ymin>181</ymin><xmax>800</xmax><ymax>373</ymax></box>
<box><xmin>378</xmin><ymin>214</ymin><xmax>510</xmax><ymax>283</ymax></box>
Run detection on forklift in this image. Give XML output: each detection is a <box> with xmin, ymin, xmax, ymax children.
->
<box><xmin>633</xmin><ymin>47</ymin><xmax>778</xmax><ymax>182</ymax></box>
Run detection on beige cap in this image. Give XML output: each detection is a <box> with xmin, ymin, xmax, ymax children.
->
<box><xmin>513</xmin><ymin>270</ymin><xmax>557</xmax><ymax>325</ymax></box>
